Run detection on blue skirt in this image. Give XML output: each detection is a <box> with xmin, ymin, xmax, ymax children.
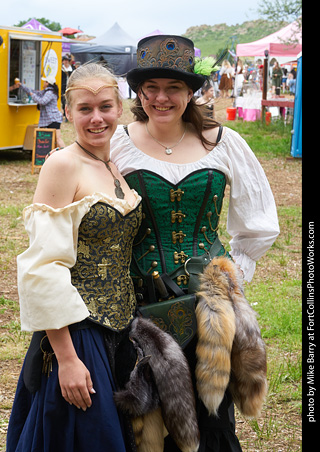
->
<box><xmin>7</xmin><ymin>326</ymin><xmax>129</xmax><ymax>452</ymax></box>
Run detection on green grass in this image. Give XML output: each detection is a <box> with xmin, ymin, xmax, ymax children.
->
<box><xmin>247</xmin><ymin>279</ymin><xmax>301</xmax><ymax>344</ymax></box>
<box><xmin>226</xmin><ymin>120</ymin><xmax>293</xmax><ymax>158</ymax></box>
<box><xmin>217</xmin><ymin>118</ymin><xmax>302</xmax><ymax>450</ymax></box>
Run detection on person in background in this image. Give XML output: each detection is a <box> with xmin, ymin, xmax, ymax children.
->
<box><xmin>287</xmin><ymin>72</ymin><xmax>296</xmax><ymax>95</ymax></box>
<box><xmin>61</xmin><ymin>54</ymin><xmax>73</xmax><ymax>121</ymax></box>
<box><xmin>272</xmin><ymin>61</ymin><xmax>283</xmax><ymax>95</ymax></box>
<box><xmin>219</xmin><ymin>59</ymin><xmax>234</xmax><ymax>97</ymax></box>
<box><xmin>234</xmin><ymin>59</ymin><xmax>245</xmax><ymax>96</ymax></box>
<box><xmin>196</xmin><ymin>81</ymin><xmax>215</xmax><ymax>118</ymax></box>
<box><xmin>111</xmin><ymin>34</ymin><xmax>279</xmax><ymax>452</ymax></box>
<box><xmin>9</xmin><ymin>82</ymin><xmax>20</xmax><ymax>92</ymax></box>
<box><xmin>258</xmin><ymin>64</ymin><xmax>264</xmax><ymax>91</ymax></box>
<box><xmin>281</xmin><ymin>67</ymin><xmax>288</xmax><ymax>93</ymax></box>
<box><xmin>18</xmin><ymin>75</ymin><xmax>65</xmax><ymax>148</ymax></box>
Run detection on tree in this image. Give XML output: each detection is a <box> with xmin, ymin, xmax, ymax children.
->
<box><xmin>14</xmin><ymin>18</ymin><xmax>62</xmax><ymax>32</ymax></box>
<box><xmin>257</xmin><ymin>0</ymin><xmax>302</xmax><ymax>23</ymax></box>
<box><xmin>257</xmin><ymin>0</ymin><xmax>302</xmax><ymax>45</ymax></box>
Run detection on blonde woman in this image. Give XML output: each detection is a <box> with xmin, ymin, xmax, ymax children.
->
<box><xmin>219</xmin><ymin>59</ymin><xmax>234</xmax><ymax>97</ymax></box>
<box><xmin>7</xmin><ymin>63</ymin><xmax>141</xmax><ymax>452</ymax></box>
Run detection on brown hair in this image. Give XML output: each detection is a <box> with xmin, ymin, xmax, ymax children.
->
<box><xmin>131</xmin><ymin>84</ymin><xmax>220</xmax><ymax>150</ymax></box>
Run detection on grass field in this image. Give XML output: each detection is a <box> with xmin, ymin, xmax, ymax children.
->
<box><xmin>0</xmin><ymin>102</ymin><xmax>302</xmax><ymax>450</ymax></box>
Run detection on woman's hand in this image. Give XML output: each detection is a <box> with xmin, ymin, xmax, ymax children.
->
<box><xmin>58</xmin><ymin>355</ymin><xmax>96</xmax><ymax>411</ymax></box>
<box><xmin>46</xmin><ymin>327</ymin><xmax>96</xmax><ymax>411</ymax></box>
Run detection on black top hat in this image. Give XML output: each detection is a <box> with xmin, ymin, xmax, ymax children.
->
<box><xmin>127</xmin><ymin>35</ymin><xmax>206</xmax><ymax>93</ymax></box>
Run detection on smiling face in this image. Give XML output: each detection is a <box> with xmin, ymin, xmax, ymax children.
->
<box><xmin>204</xmin><ymin>87</ymin><xmax>214</xmax><ymax>100</ymax></box>
<box><xmin>65</xmin><ymin>78</ymin><xmax>122</xmax><ymax>149</ymax></box>
<box><xmin>138</xmin><ymin>78</ymin><xmax>193</xmax><ymax>124</ymax></box>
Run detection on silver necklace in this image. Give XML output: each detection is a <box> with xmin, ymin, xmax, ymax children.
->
<box><xmin>145</xmin><ymin>123</ymin><xmax>187</xmax><ymax>155</ymax></box>
<box><xmin>75</xmin><ymin>141</ymin><xmax>125</xmax><ymax>199</ymax></box>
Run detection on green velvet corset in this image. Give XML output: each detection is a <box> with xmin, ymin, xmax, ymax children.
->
<box><xmin>70</xmin><ymin>201</ymin><xmax>142</xmax><ymax>331</ymax></box>
<box><xmin>125</xmin><ymin>169</ymin><xmax>227</xmax><ymax>295</ymax></box>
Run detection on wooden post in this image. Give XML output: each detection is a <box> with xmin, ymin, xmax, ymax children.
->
<box><xmin>261</xmin><ymin>51</ymin><xmax>269</xmax><ymax>123</ymax></box>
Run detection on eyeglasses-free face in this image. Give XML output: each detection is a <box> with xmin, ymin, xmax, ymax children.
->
<box><xmin>138</xmin><ymin>78</ymin><xmax>193</xmax><ymax>122</ymax></box>
<box><xmin>66</xmin><ymin>79</ymin><xmax>122</xmax><ymax>149</ymax></box>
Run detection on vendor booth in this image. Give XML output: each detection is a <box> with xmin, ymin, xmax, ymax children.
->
<box><xmin>235</xmin><ymin>21</ymin><xmax>302</xmax><ymax>122</ymax></box>
<box><xmin>0</xmin><ymin>24</ymin><xmax>62</xmax><ymax>150</ymax></box>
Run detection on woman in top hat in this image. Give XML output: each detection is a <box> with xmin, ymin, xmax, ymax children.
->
<box><xmin>18</xmin><ymin>75</ymin><xmax>65</xmax><ymax>148</ymax></box>
<box><xmin>111</xmin><ymin>35</ymin><xmax>279</xmax><ymax>451</ymax></box>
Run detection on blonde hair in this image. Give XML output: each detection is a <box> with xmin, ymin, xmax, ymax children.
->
<box><xmin>65</xmin><ymin>62</ymin><xmax>121</xmax><ymax>107</ymax></box>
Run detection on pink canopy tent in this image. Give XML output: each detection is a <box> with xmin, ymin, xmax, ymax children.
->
<box><xmin>236</xmin><ymin>21</ymin><xmax>302</xmax><ymax>57</ymax></box>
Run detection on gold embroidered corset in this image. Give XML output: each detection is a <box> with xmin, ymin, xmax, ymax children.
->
<box><xmin>70</xmin><ymin>201</ymin><xmax>142</xmax><ymax>331</ymax></box>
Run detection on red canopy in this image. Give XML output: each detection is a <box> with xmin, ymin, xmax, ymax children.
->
<box><xmin>59</xmin><ymin>27</ymin><xmax>83</xmax><ymax>35</ymax></box>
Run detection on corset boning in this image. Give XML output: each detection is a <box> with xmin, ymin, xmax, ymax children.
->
<box><xmin>125</xmin><ymin>169</ymin><xmax>227</xmax><ymax>290</ymax></box>
<box><xmin>70</xmin><ymin>201</ymin><xmax>142</xmax><ymax>331</ymax></box>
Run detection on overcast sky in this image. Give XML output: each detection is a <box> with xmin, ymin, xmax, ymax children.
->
<box><xmin>3</xmin><ymin>0</ymin><xmax>263</xmax><ymax>41</ymax></box>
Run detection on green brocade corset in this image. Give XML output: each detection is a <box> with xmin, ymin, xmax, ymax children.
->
<box><xmin>70</xmin><ymin>201</ymin><xmax>142</xmax><ymax>331</ymax></box>
<box><xmin>125</xmin><ymin>169</ymin><xmax>227</xmax><ymax>299</ymax></box>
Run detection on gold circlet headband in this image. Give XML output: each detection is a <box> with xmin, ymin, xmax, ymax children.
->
<box><xmin>65</xmin><ymin>84</ymin><xmax>119</xmax><ymax>95</ymax></box>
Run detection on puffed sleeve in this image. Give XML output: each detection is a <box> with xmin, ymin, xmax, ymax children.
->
<box><xmin>223</xmin><ymin>130</ymin><xmax>280</xmax><ymax>282</ymax></box>
<box><xmin>17</xmin><ymin>200</ymin><xmax>93</xmax><ymax>332</ymax></box>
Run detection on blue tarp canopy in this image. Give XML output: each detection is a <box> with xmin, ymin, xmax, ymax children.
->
<box><xmin>290</xmin><ymin>53</ymin><xmax>302</xmax><ymax>158</ymax></box>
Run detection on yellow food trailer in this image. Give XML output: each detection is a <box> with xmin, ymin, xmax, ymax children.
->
<box><xmin>0</xmin><ymin>25</ymin><xmax>63</xmax><ymax>151</ymax></box>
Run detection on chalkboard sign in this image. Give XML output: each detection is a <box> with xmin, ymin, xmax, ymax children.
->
<box><xmin>32</xmin><ymin>128</ymin><xmax>56</xmax><ymax>174</ymax></box>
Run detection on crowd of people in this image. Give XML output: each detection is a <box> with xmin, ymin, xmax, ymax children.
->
<box><xmin>7</xmin><ymin>35</ymin><xmax>280</xmax><ymax>452</ymax></box>
<box><xmin>192</xmin><ymin>56</ymin><xmax>297</xmax><ymax>119</ymax></box>
<box><xmin>12</xmin><ymin>50</ymin><xmax>297</xmax><ymax>139</ymax></box>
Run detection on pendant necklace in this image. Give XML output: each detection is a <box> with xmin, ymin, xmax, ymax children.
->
<box><xmin>145</xmin><ymin>123</ymin><xmax>187</xmax><ymax>155</ymax></box>
<box><xmin>75</xmin><ymin>141</ymin><xmax>125</xmax><ymax>199</ymax></box>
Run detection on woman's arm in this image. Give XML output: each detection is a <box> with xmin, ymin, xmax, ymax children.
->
<box><xmin>32</xmin><ymin>150</ymin><xmax>94</xmax><ymax>409</ymax></box>
<box><xmin>46</xmin><ymin>328</ymin><xmax>95</xmax><ymax>411</ymax></box>
<box><xmin>29</xmin><ymin>89</ymin><xmax>56</xmax><ymax>106</ymax></box>
<box><xmin>223</xmin><ymin>130</ymin><xmax>280</xmax><ymax>281</ymax></box>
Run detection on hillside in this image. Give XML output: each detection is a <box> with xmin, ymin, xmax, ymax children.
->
<box><xmin>183</xmin><ymin>20</ymin><xmax>288</xmax><ymax>57</ymax></box>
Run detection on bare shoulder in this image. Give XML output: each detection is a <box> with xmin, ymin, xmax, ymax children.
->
<box><xmin>42</xmin><ymin>146</ymin><xmax>79</xmax><ymax>172</ymax></box>
<box><xmin>33</xmin><ymin>146</ymin><xmax>81</xmax><ymax>206</ymax></box>
<box><xmin>202</xmin><ymin>125</ymin><xmax>226</xmax><ymax>144</ymax></box>
<box><xmin>127</xmin><ymin>121</ymin><xmax>144</xmax><ymax>137</ymax></box>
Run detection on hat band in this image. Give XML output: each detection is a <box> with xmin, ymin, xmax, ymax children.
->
<box><xmin>138</xmin><ymin>37</ymin><xmax>194</xmax><ymax>74</ymax></box>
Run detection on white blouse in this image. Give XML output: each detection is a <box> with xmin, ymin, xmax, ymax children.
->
<box><xmin>18</xmin><ymin>191</ymin><xmax>141</xmax><ymax>332</ymax></box>
<box><xmin>110</xmin><ymin>125</ymin><xmax>280</xmax><ymax>282</ymax></box>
